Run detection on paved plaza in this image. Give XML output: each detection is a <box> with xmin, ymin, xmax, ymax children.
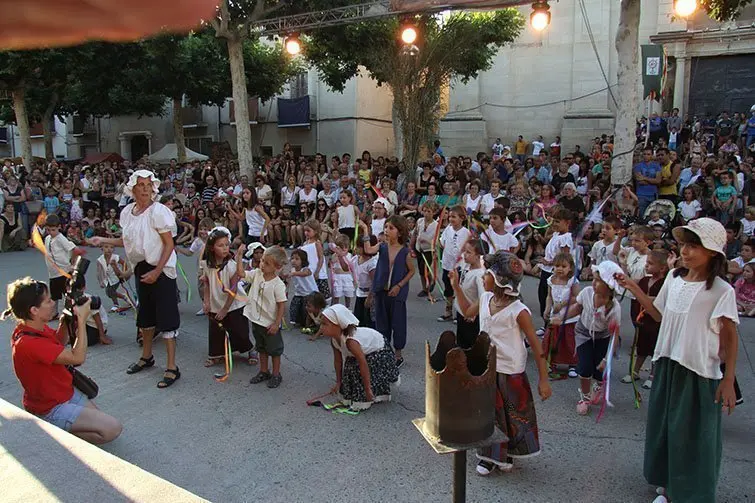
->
<box><xmin>0</xmin><ymin>249</ymin><xmax>753</xmax><ymax>503</ymax></box>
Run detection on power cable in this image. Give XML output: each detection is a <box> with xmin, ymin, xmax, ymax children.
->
<box><xmin>444</xmin><ymin>84</ymin><xmax>618</xmax><ymax>116</ymax></box>
<box><xmin>578</xmin><ymin>0</ymin><xmax>618</xmax><ymax>109</ymax></box>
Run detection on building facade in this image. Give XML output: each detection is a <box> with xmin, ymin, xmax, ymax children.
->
<box><xmin>1</xmin><ymin>68</ymin><xmax>395</xmax><ymax>163</ymax></box>
<box><xmin>2</xmin><ymin>1</ymin><xmax>754</xmax><ymax>163</ymax></box>
<box><xmin>440</xmin><ymin>0</ymin><xmax>755</xmax><ymax>157</ymax></box>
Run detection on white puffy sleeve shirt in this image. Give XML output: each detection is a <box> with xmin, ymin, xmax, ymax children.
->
<box><xmin>120</xmin><ymin>202</ymin><xmax>178</xmax><ymax>279</ymax></box>
<box><xmin>652</xmin><ymin>270</ymin><xmax>739</xmax><ymax>379</ymax></box>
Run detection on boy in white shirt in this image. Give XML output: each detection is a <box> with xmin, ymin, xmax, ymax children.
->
<box><xmin>438</xmin><ymin>206</ymin><xmax>471</xmax><ymax>322</ymax></box>
<box><xmin>589</xmin><ymin>215</ymin><xmax>620</xmax><ymax>268</ymax></box>
<box><xmin>481</xmin><ymin>207</ymin><xmax>519</xmax><ymax>253</ymax></box>
<box><xmin>177</xmin><ymin>217</ymin><xmax>212</xmax><ymax>315</ymax></box>
<box><xmin>43</xmin><ymin>213</ymin><xmax>85</xmax><ymax>316</ymax></box>
<box><xmin>741</xmin><ymin>206</ymin><xmax>755</xmax><ymax>238</ymax></box>
<box><xmin>237</xmin><ymin>245</ymin><xmax>288</xmax><ymax>389</ymax></box>
<box><xmin>480</xmin><ymin>179</ymin><xmax>504</xmax><ymax>216</ymax></box>
<box><xmin>96</xmin><ymin>243</ymin><xmax>130</xmax><ymax>312</ymax></box>
<box><xmin>618</xmin><ymin>225</ymin><xmax>654</xmax><ymax>281</ymax></box>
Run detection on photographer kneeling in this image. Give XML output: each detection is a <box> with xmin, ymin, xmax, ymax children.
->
<box><xmin>6</xmin><ymin>277</ymin><xmax>122</xmax><ymax>444</ymax></box>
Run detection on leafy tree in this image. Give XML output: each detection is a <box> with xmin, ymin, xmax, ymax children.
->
<box><xmin>0</xmin><ymin>49</ymin><xmax>68</xmax><ymax>165</ymax></box>
<box><xmin>211</xmin><ymin>0</ymin><xmax>355</xmax><ymax>176</ymax></box>
<box><xmin>612</xmin><ymin>0</ymin><xmax>753</xmax><ymax>185</ymax></box>
<box><xmin>1</xmin><ymin>42</ymin><xmax>166</xmax><ymax>165</ymax></box>
<box><xmin>306</xmin><ymin>10</ymin><xmax>524</xmax><ymax>170</ymax></box>
<box><xmin>140</xmin><ymin>31</ymin><xmax>231</xmax><ymax>162</ymax></box>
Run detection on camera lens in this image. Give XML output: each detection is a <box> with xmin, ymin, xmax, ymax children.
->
<box><xmin>74</xmin><ymin>295</ymin><xmax>101</xmax><ymax>311</ymax></box>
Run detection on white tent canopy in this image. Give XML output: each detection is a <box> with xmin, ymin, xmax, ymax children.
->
<box><xmin>148</xmin><ymin>143</ymin><xmax>209</xmax><ymax>164</ymax></box>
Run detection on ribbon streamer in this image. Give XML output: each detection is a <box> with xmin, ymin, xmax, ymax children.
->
<box><xmin>596</xmin><ymin>334</ymin><xmax>617</xmax><ymax>423</ymax></box>
<box><xmin>176</xmin><ymin>260</ymin><xmax>192</xmax><ymax>302</ymax></box>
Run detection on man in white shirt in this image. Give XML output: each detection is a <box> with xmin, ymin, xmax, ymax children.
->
<box><xmin>678</xmin><ymin>157</ymin><xmax>703</xmax><ymax>194</ymax></box>
<box><xmin>491</xmin><ymin>138</ymin><xmax>504</xmax><ymax>160</ymax></box>
<box><xmin>532</xmin><ymin>135</ymin><xmax>545</xmax><ymax>156</ymax></box>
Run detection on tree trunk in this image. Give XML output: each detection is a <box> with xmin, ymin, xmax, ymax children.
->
<box><xmin>172</xmin><ymin>97</ymin><xmax>187</xmax><ymax>163</ymax></box>
<box><xmin>42</xmin><ymin>119</ymin><xmax>54</xmax><ymax>161</ymax></box>
<box><xmin>12</xmin><ymin>87</ymin><xmax>33</xmax><ymax>168</ymax></box>
<box><xmin>227</xmin><ymin>36</ymin><xmax>253</xmax><ymax>179</ymax></box>
<box><xmin>612</xmin><ymin>0</ymin><xmax>641</xmax><ymax>186</ymax></box>
<box><xmin>42</xmin><ymin>91</ymin><xmax>58</xmax><ymax>160</ymax></box>
<box><xmin>392</xmin><ymin>100</ymin><xmax>404</xmax><ymax>161</ymax></box>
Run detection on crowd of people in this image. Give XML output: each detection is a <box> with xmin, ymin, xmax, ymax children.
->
<box><xmin>4</xmin><ymin>107</ymin><xmax>754</xmax><ymax>503</ymax></box>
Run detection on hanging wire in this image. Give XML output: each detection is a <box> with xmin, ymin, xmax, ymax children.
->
<box><xmin>578</xmin><ymin>0</ymin><xmax>619</xmax><ymax>109</ymax></box>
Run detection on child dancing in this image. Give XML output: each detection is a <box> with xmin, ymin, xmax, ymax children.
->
<box><xmin>451</xmin><ymin>251</ymin><xmax>551</xmax><ymax>476</ymax></box>
<box><xmin>362</xmin><ymin>216</ymin><xmax>415</xmax><ymax>368</ymax></box>
<box><xmin>543</xmin><ymin>252</ymin><xmax>579</xmax><ymax>378</ymax></box>
<box><xmin>319</xmin><ymin>304</ymin><xmax>400</xmax><ymax>411</ymax></box>
<box><xmin>552</xmin><ymin>261</ymin><xmax>622</xmax><ymax>416</ymax></box>
<box><xmin>201</xmin><ymin>227</ymin><xmax>254</xmax><ymax>367</ymax></box>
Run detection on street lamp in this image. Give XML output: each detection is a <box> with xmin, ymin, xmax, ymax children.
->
<box><xmin>530</xmin><ymin>1</ymin><xmax>551</xmax><ymax>32</ymax></box>
<box><xmin>285</xmin><ymin>34</ymin><xmax>301</xmax><ymax>55</ymax></box>
<box><xmin>400</xmin><ymin>25</ymin><xmax>418</xmax><ymax>45</ymax></box>
<box><xmin>674</xmin><ymin>0</ymin><xmax>697</xmax><ymax>17</ymax></box>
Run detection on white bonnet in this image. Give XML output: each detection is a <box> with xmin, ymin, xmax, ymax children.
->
<box><xmin>124</xmin><ymin>169</ymin><xmax>160</xmax><ymax>200</ymax></box>
<box><xmin>591</xmin><ymin>261</ymin><xmax>625</xmax><ymax>295</ymax></box>
<box><xmin>373</xmin><ymin>197</ymin><xmax>393</xmax><ymax>215</ymax></box>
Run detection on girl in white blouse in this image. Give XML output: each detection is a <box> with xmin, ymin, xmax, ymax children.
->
<box><xmin>452</xmin><ymin>251</ymin><xmax>551</xmax><ymax>476</ymax></box>
<box><xmin>617</xmin><ymin>218</ymin><xmax>739</xmax><ymax>503</ymax></box>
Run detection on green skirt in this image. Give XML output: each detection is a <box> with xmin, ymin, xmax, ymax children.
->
<box><xmin>644</xmin><ymin>358</ymin><xmax>722</xmax><ymax>503</ymax></box>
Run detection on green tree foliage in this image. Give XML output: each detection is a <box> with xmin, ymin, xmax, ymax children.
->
<box><xmin>306</xmin><ymin>10</ymin><xmax>524</xmax><ymax>169</ymax></box>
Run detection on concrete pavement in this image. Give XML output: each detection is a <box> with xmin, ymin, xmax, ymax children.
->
<box><xmin>0</xmin><ymin>248</ymin><xmax>752</xmax><ymax>503</ymax></box>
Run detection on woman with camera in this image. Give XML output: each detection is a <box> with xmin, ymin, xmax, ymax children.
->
<box><xmin>90</xmin><ymin>170</ymin><xmax>181</xmax><ymax>389</ymax></box>
<box><xmin>6</xmin><ymin>277</ymin><xmax>122</xmax><ymax>444</ymax></box>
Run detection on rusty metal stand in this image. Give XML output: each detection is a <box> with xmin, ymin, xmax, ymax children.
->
<box><xmin>412</xmin><ymin>418</ymin><xmax>508</xmax><ymax>503</ymax></box>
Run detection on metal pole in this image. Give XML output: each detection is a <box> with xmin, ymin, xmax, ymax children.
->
<box><xmin>452</xmin><ymin>450</ymin><xmax>466</xmax><ymax>503</ymax></box>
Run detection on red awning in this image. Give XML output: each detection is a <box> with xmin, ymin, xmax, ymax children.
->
<box><xmin>82</xmin><ymin>152</ymin><xmax>125</xmax><ymax>165</ymax></box>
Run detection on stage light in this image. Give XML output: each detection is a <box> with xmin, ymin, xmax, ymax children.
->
<box><xmin>674</xmin><ymin>0</ymin><xmax>697</xmax><ymax>17</ymax></box>
<box><xmin>285</xmin><ymin>34</ymin><xmax>301</xmax><ymax>56</ymax></box>
<box><xmin>530</xmin><ymin>1</ymin><xmax>551</xmax><ymax>32</ymax></box>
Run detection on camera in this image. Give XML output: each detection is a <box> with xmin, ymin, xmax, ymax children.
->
<box><xmin>64</xmin><ymin>256</ymin><xmax>101</xmax><ymax>313</ymax></box>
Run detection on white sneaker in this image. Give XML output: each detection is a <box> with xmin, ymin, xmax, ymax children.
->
<box><xmin>110</xmin><ymin>306</ymin><xmax>119</xmax><ymax>313</ymax></box>
<box><xmin>195</xmin><ymin>309</ymin><xmax>205</xmax><ymax>316</ymax></box>
<box><xmin>475</xmin><ymin>460</ymin><xmax>497</xmax><ymax>476</ymax></box>
<box><xmin>652</xmin><ymin>496</ymin><xmax>668</xmax><ymax>503</ymax></box>
<box><xmin>568</xmin><ymin>368</ymin><xmax>578</xmax><ymax>378</ymax></box>
<box><xmin>535</xmin><ymin>327</ymin><xmax>545</xmax><ymax>337</ymax></box>
<box><xmin>621</xmin><ymin>373</ymin><xmax>639</xmax><ymax>384</ymax></box>
<box><xmin>642</xmin><ymin>379</ymin><xmax>653</xmax><ymax>390</ymax></box>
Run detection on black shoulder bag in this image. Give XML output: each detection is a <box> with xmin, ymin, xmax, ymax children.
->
<box><xmin>17</xmin><ymin>330</ymin><xmax>99</xmax><ymax>399</ymax></box>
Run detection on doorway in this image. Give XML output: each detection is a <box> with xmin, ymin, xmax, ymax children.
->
<box><xmin>130</xmin><ymin>135</ymin><xmax>149</xmax><ymax>161</ymax></box>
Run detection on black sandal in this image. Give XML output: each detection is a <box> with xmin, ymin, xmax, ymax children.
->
<box><xmin>157</xmin><ymin>367</ymin><xmax>181</xmax><ymax>389</ymax></box>
<box><xmin>126</xmin><ymin>355</ymin><xmax>155</xmax><ymax>374</ymax></box>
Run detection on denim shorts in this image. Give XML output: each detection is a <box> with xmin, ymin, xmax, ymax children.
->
<box><xmin>42</xmin><ymin>389</ymin><xmax>87</xmax><ymax>431</ymax></box>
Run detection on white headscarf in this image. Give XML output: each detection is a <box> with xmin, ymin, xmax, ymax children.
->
<box><xmin>209</xmin><ymin>226</ymin><xmax>232</xmax><ymax>239</ymax></box>
<box><xmin>322</xmin><ymin>304</ymin><xmax>360</xmax><ymax>329</ymax></box>
<box><xmin>124</xmin><ymin>169</ymin><xmax>160</xmax><ymax>200</ymax></box>
<box><xmin>373</xmin><ymin>197</ymin><xmax>394</xmax><ymax>216</ymax></box>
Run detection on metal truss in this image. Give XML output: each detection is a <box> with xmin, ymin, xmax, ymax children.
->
<box><xmin>250</xmin><ymin>0</ymin><xmax>530</xmax><ymax>35</ymax></box>
<box><xmin>251</xmin><ymin>1</ymin><xmax>401</xmax><ymax>35</ymax></box>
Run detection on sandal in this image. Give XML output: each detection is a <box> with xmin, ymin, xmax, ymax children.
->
<box><xmin>126</xmin><ymin>355</ymin><xmax>155</xmax><ymax>374</ymax></box>
<box><xmin>157</xmin><ymin>367</ymin><xmax>181</xmax><ymax>388</ymax></box>
<box><xmin>247</xmin><ymin>351</ymin><xmax>259</xmax><ymax>365</ymax></box>
<box><xmin>204</xmin><ymin>357</ymin><xmax>224</xmax><ymax>367</ymax></box>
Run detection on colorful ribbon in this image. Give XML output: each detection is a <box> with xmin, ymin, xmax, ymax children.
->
<box><xmin>176</xmin><ymin>260</ymin><xmax>192</xmax><ymax>302</ymax></box>
<box><xmin>596</xmin><ymin>334</ymin><xmax>617</xmax><ymax>423</ymax></box>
